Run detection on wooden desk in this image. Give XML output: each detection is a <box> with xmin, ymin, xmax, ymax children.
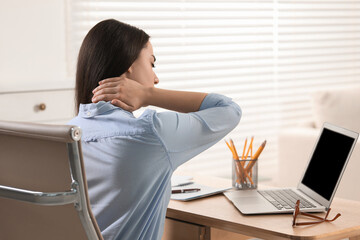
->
<box><xmin>163</xmin><ymin>175</ymin><xmax>360</xmax><ymax>240</ymax></box>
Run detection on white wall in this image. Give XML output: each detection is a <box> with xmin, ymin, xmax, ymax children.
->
<box><xmin>0</xmin><ymin>0</ymin><xmax>69</xmax><ymax>92</ymax></box>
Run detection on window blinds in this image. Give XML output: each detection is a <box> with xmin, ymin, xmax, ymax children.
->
<box><xmin>66</xmin><ymin>0</ymin><xmax>360</xmax><ymax>180</ymax></box>
<box><xmin>277</xmin><ymin>1</ymin><xmax>360</xmax><ymax>126</ymax></box>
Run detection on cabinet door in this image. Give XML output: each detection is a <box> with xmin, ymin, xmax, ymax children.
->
<box><xmin>0</xmin><ymin>89</ymin><xmax>75</xmax><ymax>124</ymax></box>
<box><xmin>162</xmin><ymin>218</ymin><xmax>210</xmax><ymax>240</ymax></box>
<box><xmin>211</xmin><ymin>228</ymin><xmax>254</xmax><ymax>240</ymax></box>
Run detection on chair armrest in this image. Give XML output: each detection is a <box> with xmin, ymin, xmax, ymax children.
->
<box><xmin>0</xmin><ymin>182</ymin><xmax>78</xmax><ymax>206</ymax></box>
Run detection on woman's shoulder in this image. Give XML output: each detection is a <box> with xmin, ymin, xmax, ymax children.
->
<box><xmin>68</xmin><ymin>106</ymin><xmax>160</xmax><ymax>141</ymax></box>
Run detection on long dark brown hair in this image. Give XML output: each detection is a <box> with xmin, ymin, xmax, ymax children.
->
<box><xmin>75</xmin><ymin>19</ymin><xmax>150</xmax><ymax>112</ymax></box>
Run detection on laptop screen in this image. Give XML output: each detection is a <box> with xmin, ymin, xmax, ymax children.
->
<box><xmin>301</xmin><ymin>128</ymin><xmax>355</xmax><ymax>200</ymax></box>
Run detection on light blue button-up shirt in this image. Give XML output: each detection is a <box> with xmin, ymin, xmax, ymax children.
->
<box><xmin>68</xmin><ymin>93</ymin><xmax>241</xmax><ymax>240</ymax></box>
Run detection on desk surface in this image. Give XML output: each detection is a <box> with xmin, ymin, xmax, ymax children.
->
<box><xmin>167</xmin><ymin>175</ymin><xmax>360</xmax><ymax>240</ymax></box>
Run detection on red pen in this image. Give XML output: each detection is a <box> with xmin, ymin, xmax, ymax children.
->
<box><xmin>171</xmin><ymin>188</ymin><xmax>201</xmax><ymax>194</ymax></box>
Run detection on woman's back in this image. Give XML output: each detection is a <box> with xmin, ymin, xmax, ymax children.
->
<box><xmin>69</xmin><ymin>94</ymin><xmax>241</xmax><ymax>240</ymax></box>
<box><xmin>70</xmin><ymin>102</ymin><xmax>171</xmax><ymax>239</ymax></box>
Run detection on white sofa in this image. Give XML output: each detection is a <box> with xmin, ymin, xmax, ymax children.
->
<box><xmin>277</xmin><ymin>86</ymin><xmax>360</xmax><ymax>201</ymax></box>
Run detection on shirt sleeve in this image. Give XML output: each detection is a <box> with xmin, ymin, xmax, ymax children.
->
<box><xmin>152</xmin><ymin>93</ymin><xmax>241</xmax><ymax>170</ymax></box>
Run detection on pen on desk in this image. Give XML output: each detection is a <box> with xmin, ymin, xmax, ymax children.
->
<box><xmin>171</xmin><ymin>188</ymin><xmax>201</xmax><ymax>194</ymax></box>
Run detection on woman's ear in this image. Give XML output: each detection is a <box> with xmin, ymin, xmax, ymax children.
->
<box><xmin>127</xmin><ymin>65</ymin><xmax>133</xmax><ymax>74</ymax></box>
<box><xmin>125</xmin><ymin>65</ymin><xmax>133</xmax><ymax>78</ymax></box>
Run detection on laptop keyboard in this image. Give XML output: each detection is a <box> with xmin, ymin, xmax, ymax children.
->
<box><xmin>258</xmin><ymin>189</ymin><xmax>316</xmax><ymax>210</ymax></box>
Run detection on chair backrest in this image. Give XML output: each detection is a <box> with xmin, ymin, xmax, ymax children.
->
<box><xmin>0</xmin><ymin>120</ymin><xmax>103</xmax><ymax>240</ymax></box>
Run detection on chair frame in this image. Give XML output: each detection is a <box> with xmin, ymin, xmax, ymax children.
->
<box><xmin>0</xmin><ymin>124</ymin><xmax>100</xmax><ymax>240</ymax></box>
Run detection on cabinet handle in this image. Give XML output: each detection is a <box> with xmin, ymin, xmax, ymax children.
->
<box><xmin>38</xmin><ymin>103</ymin><xmax>46</xmax><ymax>111</ymax></box>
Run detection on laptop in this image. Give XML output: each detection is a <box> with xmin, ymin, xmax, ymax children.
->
<box><xmin>224</xmin><ymin>122</ymin><xmax>359</xmax><ymax>214</ymax></box>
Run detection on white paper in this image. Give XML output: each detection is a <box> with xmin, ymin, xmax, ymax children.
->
<box><xmin>171</xmin><ymin>175</ymin><xmax>193</xmax><ymax>187</ymax></box>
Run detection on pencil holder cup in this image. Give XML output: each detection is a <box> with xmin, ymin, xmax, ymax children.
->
<box><xmin>232</xmin><ymin>157</ymin><xmax>258</xmax><ymax>190</ymax></box>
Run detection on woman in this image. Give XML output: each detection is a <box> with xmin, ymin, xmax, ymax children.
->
<box><xmin>69</xmin><ymin>19</ymin><xmax>241</xmax><ymax>240</ymax></box>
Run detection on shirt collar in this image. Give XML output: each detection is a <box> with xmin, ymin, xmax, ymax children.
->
<box><xmin>78</xmin><ymin>101</ymin><xmax>130</xmax><ymax>118</ymax></box>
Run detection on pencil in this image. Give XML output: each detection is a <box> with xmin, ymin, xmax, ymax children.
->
<box><xmin>225</xmin><ymin>140</ymin><xmax>237</xmax><ymax>159</ymax></box>
<box><xmin>252</xmin><ymin>140</ymin><xmax>266</xmax><ymax>160</ymax></box>
<box><xmin>230</xmin><ymin>139</ymin><xmax>239</xmax><ymax>160</ymax></box>
<box><xmin>245</xmin><ymin>136</ymin><xmax>254</xmax><ymax>159</ymax></box>
<box><xmin>246</xmin><ymin>140</ymin><xmax>266</xmax><ymax>172</ymax></box>
<box><xmin>226</xmin><ymin>139</ymin><xmax>254</xmax><ymax>185</ymax></box>
<box><xmin>225</xmin><ymin>140</ymin><xmax>242</xmax><ymax>184</ymax></box>
<box><xmin>230</xmin><ymin>139</ymin><xmax>251</xmax><ymax>184</ymax></box>
<box><xmin>230</xmin><ymin>139</ymin><xmax>244</xmax><ymax>183</ymax></box>
<box><xmin>241</xmin><ymin>138</ymin><xmax>247</xmax><ymax>160</ymax></box>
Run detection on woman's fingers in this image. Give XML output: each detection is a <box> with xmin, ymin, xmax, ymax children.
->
<box><xmin>93</xmin><ymin>86</ymin><xmax>120</xmax><ymax>99</ymax></box>
<box><xmin>92</xmin><ymin>93</ymin><xmax>120</xmax><ymax>103</ymax></box>
<box><xmin>93</xmin><ymin>81</ymin><xmax>123</xmax><ymax>94</ymax></box>
<box><xmin>92</xmin><ymin>78</ymin><xmax>127</xmax><ymax>102</ymax></box>
<box><xmin>111</xmin><ymin>99</ymin><xmax>135</xmax><ymax>112</ymax></box>
<box><xmin>98</xmin><ymin>74</ymin><xmax>126</xmax><ymax>85</ymax></box>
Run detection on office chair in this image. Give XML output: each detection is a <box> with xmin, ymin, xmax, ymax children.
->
<box><xmin>0</xmin><ymin>120</ymin><xmax>103</xmax><ymax>240</ymax></box>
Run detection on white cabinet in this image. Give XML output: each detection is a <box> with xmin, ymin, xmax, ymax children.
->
<box><xmin>0</xmin><ymin>89</ymin><xmax>75</xmax><ymax>124</ymax></box>
<box><xmin>0</xmin><ymin>1</ymin><xmax>74</xmax><ymax>124</ymax></box>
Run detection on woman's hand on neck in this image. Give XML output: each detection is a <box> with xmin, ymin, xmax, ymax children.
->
<box><xmin>92</xmin><ymin>74</ymin><xmax>151</xmax><ymax>112</ymax></box>
<box><xmin>92</xmin><ymin>74</ymin><xmax>207</xmax><ymax>113</ymax></box>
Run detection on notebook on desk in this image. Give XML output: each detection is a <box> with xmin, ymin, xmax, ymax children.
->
<box><xmin>171</xmin><ymin>183</ymin><xmax>231</xmax><ymax>201</ymax></box>
<box><xmin>224</xmin><ymin>122</ymin><xmax>359</xmax><ymax>215</ymax></box>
